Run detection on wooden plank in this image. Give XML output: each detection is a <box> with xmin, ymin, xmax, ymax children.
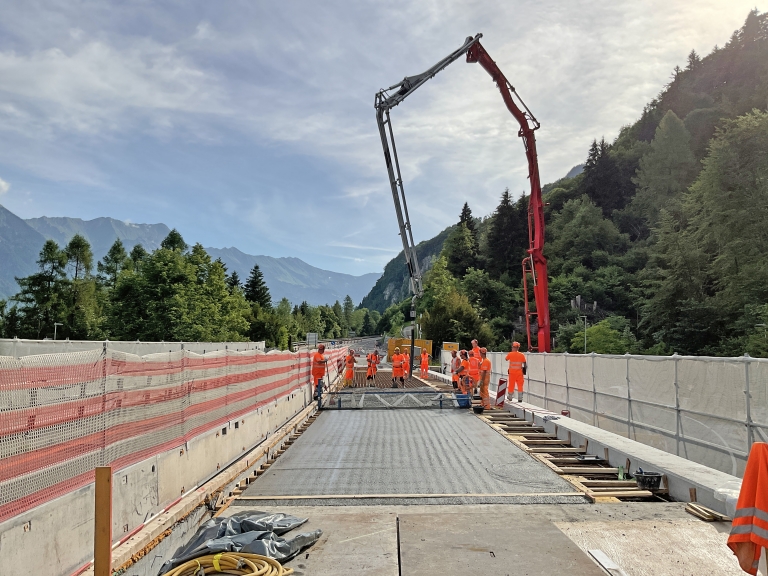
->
<box><xmin>94</xmin><ymin>467</ymin><xmax>113</xmax><ymax>576</ymax></box>
<box><xmin>579</xmin><ymin>480</ymin><xmax>637</xmax><ymax>488</ymax></box>
<box><xmin>529</xmin><ymin>447</ymin><xmax>585</xmax><ymax>453</ymax></box>
<box><xmin>586</xmin><ymin>490</ymin><xmax>653</xmax><ymax>498</ymax></box>
<box><xmin>519</xmin><ymin>439</ymin><xmax>570</xmax><ymax>445</ymax></box>
<box><xmin>560</xmin><ymin>466</ymin><xmax>618</xmax><ymax>473</ymax></box>
<box><xmin>588</xmin><ymin>549</ymin><xmax>629</xmax><ymax>576</ymax></box>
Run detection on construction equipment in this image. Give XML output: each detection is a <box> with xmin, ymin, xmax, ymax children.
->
<box><xmin>374</xmin><ymin>34</ymin><xmax>551</xmax><ymax>352</ymax></box>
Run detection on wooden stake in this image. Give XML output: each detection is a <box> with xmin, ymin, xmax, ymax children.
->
<box><xmin>94</xmin><ymin>467</ymin><xmax>113</xmax><ymax>576</ymax></box>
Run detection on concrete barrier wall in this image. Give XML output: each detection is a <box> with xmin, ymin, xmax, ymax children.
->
<box><xmin>440</xmin><ymin>349</ymin><xmax>768</xmax><ymax>477</ymax></box>
<box><xmin>0</xmin><ymin>344</ymin><xmax>346</xmax><ymax>576</ymax></box>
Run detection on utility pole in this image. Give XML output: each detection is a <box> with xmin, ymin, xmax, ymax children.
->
<box><xmin>580</xmin><ymin>315</ymin><xmax>588</xmax><ymax>354</ymax></box>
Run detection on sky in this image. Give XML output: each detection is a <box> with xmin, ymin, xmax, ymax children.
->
<box><xmin>0</xmin><ymin>1</ymin><xmax>762</xmax><ymax>276</ymax></box>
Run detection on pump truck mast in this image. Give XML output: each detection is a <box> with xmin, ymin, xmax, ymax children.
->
<box><xmin>374</xmin><ymin>34</ymin><xmax>551</xmax><ymax>353</ymax></box>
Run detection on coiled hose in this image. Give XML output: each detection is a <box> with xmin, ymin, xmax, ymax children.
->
<box><xmin>163</xmin><ymin>552</ymin><xmax>294</xmax><ymax>576</ymax></box>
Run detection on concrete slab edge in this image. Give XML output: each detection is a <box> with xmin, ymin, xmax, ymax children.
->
<box><xmin>505</xmin><ymin>402</ymin><xmax>739</xmax><ymax>516</ymax></box>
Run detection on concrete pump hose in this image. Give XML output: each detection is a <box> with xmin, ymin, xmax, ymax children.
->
<box><xmin>164</xmin><ymin>552</ymin><xmax>294</xmax><ymax>576</ymax></box>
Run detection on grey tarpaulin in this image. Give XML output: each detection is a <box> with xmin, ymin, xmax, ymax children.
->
<box><xmin>158</xmin><ymin>511</ymin><xmax>322</xmax><ymax>575</ymax></box>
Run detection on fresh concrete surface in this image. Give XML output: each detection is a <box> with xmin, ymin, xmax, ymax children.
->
<box><xmin>220</xmin><ymin>503</ymin><xmax>741</xmax><ymax>575</ymax></box>
<box><xmin>507</xmin><ymin>402</ymin><xmax>741</xmax><ymax>515</ymax></box>
<box><xmin>239</xmin><ymin>409</ymin><xmax>581</xmax><ymax>505</ymax></box>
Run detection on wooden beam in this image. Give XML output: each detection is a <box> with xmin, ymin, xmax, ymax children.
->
<box><xmin>94</xmin><ymin>467</ymin><xmax>112</xmax><ymax>576</ymax></box>
<box><xmin>558</xmin><ymin>466</ymin><xmax>619</xmax><ymax>474</ymax></box>
<box><xmin>587</xmin><ymin>490</ymin><xmax>653</xmax><ymax>498</ymax></box>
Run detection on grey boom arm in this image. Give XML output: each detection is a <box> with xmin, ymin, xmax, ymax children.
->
<box><xmin>374</xmin><ymin>34</ymin><xmax>483</xmax><ymax>300</ymax></box>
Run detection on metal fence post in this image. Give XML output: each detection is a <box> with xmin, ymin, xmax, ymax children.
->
<box><xmin>673</xmin><ymin>353</ymin><xmax>681</xmax><ymax>457</ymax></box>
<box><xmin>565</xmin><ymin>352</ymin><xmax>570</xmax><ymax>413</ymax></box>
<box><xmin>745</xmin><ymin>354</ymin><xmax>754</xmax><ymax>454</ymax></box>
<box><xmin>626</xmin><ymin>355</ymin><xmax>632</xmax><ymax>439</ymax></box>
<box><xmin>591</xmin><ymin>352</ymin><xmax>597</xmax><ymax>427</ymax></box>
<box><xmin>542</xmin><ymin>352</ymin><xmax>549</xmax><ymax>410</ymax></box>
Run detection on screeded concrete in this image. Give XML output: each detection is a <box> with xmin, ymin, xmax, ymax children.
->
<box><xmin>239</xmin><ymin>409</ymin><xmax>581</xmax><ymax>505</ymax></box>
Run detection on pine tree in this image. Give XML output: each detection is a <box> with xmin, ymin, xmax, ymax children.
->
<box><xmin>459</xmin><ymin>202</ymin><xmax>476</xmax><ymax>235</ymax></box>
<box><xmin>361</xmin><ymin>311</ymin><xmax>374</xmax><ymax>336</ymax></box>
<box><xmin>244</xmin><ymin>264</ymin><xmax>271</xmax><ymax>308</ymax></box>
<box><xmin>485</xmin><ymin>188</ymin><xmax>528</xmax><ymax>279</ymax></box>
<box><xmin>442</xmin><ymin>223</ymin><xmax>478</xmax><ymax>278</ymax></box>
<box><xmin>161</xmin><ymin>229</ymin><xmax>188</xmax><ymax>252</ymax></box>
<box><xmin>686</xmin><ymin>49</ymin><xmax>701</xmax><ymax>70</ymax></box>
<box><xmin>630</xmin><ymin>110</ymin><xmax>697</xmax><ymax>230</ymax></box>
<box><xmin>130</xmin><ymin>244</ymin><xmax>148</xmax><ymax>268</ymax></box>
<box><xmin>97</xmin><ymin>238</ymin><xmax>128</xmax><ymax>287</ymax></box>
<box><xmin>226</xmin><ymin>270</ymin><xmax>242</xmax><ymax>291</ymax></box>
<box><xmin>65</xmin><ymin>234</ymin><xmax>93</xmax><ymax>280</ymax></box>
<box><xmin>343</xmin><ymin>295</ymin><xmax>355</xmax><ymax>325</ymax></box>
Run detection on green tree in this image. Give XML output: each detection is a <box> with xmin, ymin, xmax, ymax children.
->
<box><xmin>343</xmin><ymin>295</ymin><xmax>355</xmax><ymax>325</ymax></box>
<box><xmin>13</xmin><ymin>240</ymin><xmax>69</xmax><ymax>338</ymax></box>
<box><xmin>629</xmin><ymin>110</ymin><xmax>697</xmax><ymax>233</ymax></box>
<box><xmin>442</xmin><ymin>223</ymin><xmax>478</xmax><ymax>278</ymax></box>
<box><xmin>97</xmin><ymin>239</ymin><xmax>129</xmax><ymax>287</ymax></box>
<box><xmin>244</xmin><ymin>264</ymin><xmax>271</xmax><ymax>308</ymax></box>
<box><xmin>421</xmin><ymin>289</ymin><xmax>494</xmax><ymax>350</ymax></box>
<box><xmin>226</xmin><ymin>270</ymin><xmax>242</xmax><ymax>291</ymax></box>
<box><xmin>485</xmin><ymin>188</ymin><xmax>528</xmax><ymax>279</ymax></box>
<box><xmin>459</xmin><ymin>202</ymin><xmax>476</xmax><ymax>235</ymax></box>
<box><xmin>129</xmin><ymin>244</ymin><xmax>148</xmax><ymax>268</ymax></box>
<box><xmin>571</xmin><ymin>317</ymin><xmax>638</xmax><ymax>354</ymax></box>
<box><xmin>361</xmin><ymin>310</ymin><xmax>374</xmax><ymax>336</ymax></box>
<box><xmin>161</xmin><ymin>229</ymin><xmax>188</xmax><ymax>252</ymax></box>
<box><xmin>65</xmin><ymin>234</ymin><xmax>93</xmax><ymax>280</ymax></box>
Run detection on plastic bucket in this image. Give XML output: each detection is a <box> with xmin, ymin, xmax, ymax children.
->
<box><xmin>455</xmin><ymin>394</ymin><xmax>471</xmax><ymax>408</ymax></box>
<box><xmin>635</xmin><ymin>471</ymin><xmax>662</xmax><ymax>491</ymax></box>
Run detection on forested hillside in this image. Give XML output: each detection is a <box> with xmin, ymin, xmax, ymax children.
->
<box><xmin>377</xmin><ymin>11</ymin><xmax>768</xmax><ymax>357</ymax></box>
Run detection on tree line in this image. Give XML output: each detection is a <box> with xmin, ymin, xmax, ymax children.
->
<box><xmin>0</xmin><ymin>230</ymin><xmax>381</xmax><ymax>348</ymax></box>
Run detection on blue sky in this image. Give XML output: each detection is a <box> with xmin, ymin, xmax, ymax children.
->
<box><xmin>0</xmin><ymin>1</ymin><xmax>762</xmax><ymax>275</ymax></box>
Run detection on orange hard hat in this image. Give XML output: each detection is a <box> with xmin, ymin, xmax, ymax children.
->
<box><xmin>480</xmin><ymin>347</ymin><xmax>487</xmax><ymax>354</ymax></box>
<box><xmin>394</xmin><ymin>347</ymin><xmax>400</xmax><ymax>352</ymax></box>
<box><xmin>512</xmin><ymin>341</ymin><xmax>520</xmax><ymax>348</ymax></box>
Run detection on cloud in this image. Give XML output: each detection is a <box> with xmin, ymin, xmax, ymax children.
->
<box><xmin>0</xmin><ymin>0</ymin><xmax>761</xmax><ymax>276</ymax></box>
<box><xmin>0</xmin><ymin>176</ymin><xmax>8</xmax><ymax>195</ymax></box>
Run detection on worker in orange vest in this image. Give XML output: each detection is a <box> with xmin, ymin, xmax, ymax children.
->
<box><xmin>505</xmin><ymin>341</ymin><xmax>527</xmax><ymax>402</ymax></box>
<box><xmin>365</xmin><ymin>350</ymin><xmax>379</xmax><ymax>386</ymax></box>
<box><xmin>311</xmin><ymin>344</ymin><xmax>328</xmax><ymax>406</ymax></box>
<box><xmin>478</xmin><ymin>348</ymin><xmax>492</xmax><ymax>409</ymax></box>
<box><xmin>419</xmin><ymin>349</ymin><xmax>431</xmax><ymax>379</ymax></box>
<box><xmin>404</xmin><ymin>350</ymin><xmax>411</xmax><ymax>379</ymax></box>
<box><xmin>344</xmin><ymin>349</ymin><xmax>356</xmax><ymax>388</ymax></box>
<box><xmin>458</xmin><ymin>350</ymin><xmax>471</xmax><ymax>395</ymax></box>
<box><xmin>468</xmin><ymin>349</ymin><xmax>481</xmax><ymax>396</ymax></box>
<box><xmin>450</xmin><ymin>350</ymin><xmax>460</xmax><ymax>389</ymax></box>
<box><xmin>391</xmin><ymin>347</ymin><xmax>405</xmax><ymax>388</ymax></box>
<box><xmin>471</xmin><ymin>339</ymin><xmax>482</xmax><ymax>361</ymax></box>
<box><xmin>728</xmin><ymin>442</ymin><xmax>768</xmax><ymax>575</ymax></box>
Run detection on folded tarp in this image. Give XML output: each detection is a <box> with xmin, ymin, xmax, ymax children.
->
<box><xmin>158</xmin><ymin>511</ymin><xmax>322</xmax><ymax>575</ymax></box>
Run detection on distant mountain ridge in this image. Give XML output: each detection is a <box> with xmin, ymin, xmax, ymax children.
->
<box><xmin>206</xmin><ymin>247</ymin><xmax>380</xmax><ymax>306</ymax></box>
<box><xmin>0</xmin><ymin>206</ymin><xmax>380</xmax><ymax>305</ymax></box>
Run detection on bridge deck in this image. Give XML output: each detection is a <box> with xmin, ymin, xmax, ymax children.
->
<box><xmin>237</xmin><ymin>409</ymin><xmax>581</xmax><ymax>505</ymax></box>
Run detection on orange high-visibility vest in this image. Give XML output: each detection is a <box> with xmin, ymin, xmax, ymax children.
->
<box><xmin>506</xmin><ymin>351</ymin><xmax>526</xmax><ymax>374</ymax></box>
<box><xmin>311</xmin><ymin>352</ymin><xmax>326</xmax><ymax>378</ymax></box>
<box><xmin>345</xmin><ymin>356</ymin><xmax>355</xmax><ymax>368</ymax></box>
<box><xmin>471</xmin><ymin>346</ymin><xmax>481</xmax><ymax>359</ymax></box>
<box><xmin>728</xmin><ymin>442</ymin><xmax>768</xmax><ymax>575</ymax></box>
<box><xmin>469</xmin><ymin>356</ymin><xmax>480</xmax><ymax>378</ymax></box>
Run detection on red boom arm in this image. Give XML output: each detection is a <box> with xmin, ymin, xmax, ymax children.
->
<box><xmin>466</xmin><ymin>42</ymin><xmax>551</xmax><ymax>352</ymax></box>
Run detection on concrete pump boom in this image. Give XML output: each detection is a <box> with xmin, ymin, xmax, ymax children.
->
<box><xmin>374</xmin><ymin>34</ymin><xmax>551</xmax><ymax>352</ymax></box>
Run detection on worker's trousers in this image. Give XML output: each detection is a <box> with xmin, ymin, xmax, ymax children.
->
<box><xmin>479</xmin><ymin>379</ymin><xmax>491</xmax><ymax>409</ymax></box>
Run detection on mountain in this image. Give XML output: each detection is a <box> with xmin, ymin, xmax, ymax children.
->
<box><xmin>25</xmin><ymin>216</ymin><xmax>170</xmax><ymax>262</ymax></box>
<box><xmin>564</xmin><ymin>164</ymin><xmax>584</xmax><ymax>179</ymax></box>
<box><xmin>360</xmin><ymin>225</ymin><xmax>455</xmax><ymax>312</ymax></box>
<box><xmin>0</xmin><ymin>208</ymin><xmax>380</xmax><ymax>305</ymax></box>
<box><xmin>206</xmin><ymin>247</ymin><xmax>380</xmax><ymax>306</ymax></box>
<box><xmin>0</xmin><ymin>205</ymin><xmax>47</xmax><ymax>298</ymax></box>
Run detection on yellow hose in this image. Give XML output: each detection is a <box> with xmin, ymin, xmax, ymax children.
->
<box><xmin>163</xmin><ymin>552</ymin><xmax>294</xmax><ymax>576</ymax></box>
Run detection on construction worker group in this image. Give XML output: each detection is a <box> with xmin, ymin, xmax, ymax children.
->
<box><xmin>390</xmin><ymin>346</ymin><xmax>432</xmax><ymax>388</ymax></box>
<box><xmin>450</xmin><ymin>339</ymin><xmax>527</xmax><ymax>409</ymax></box>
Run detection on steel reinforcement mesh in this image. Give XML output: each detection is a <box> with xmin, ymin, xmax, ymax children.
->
<box><xmin>324</xmin><ymin>390</ymin><xmax>454</xmax><ymax>409</ymax></box>
<box><xmin>0</xmin><ymin>345</ymin><xmax>347</xmax><ymax>523</ymax></box>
